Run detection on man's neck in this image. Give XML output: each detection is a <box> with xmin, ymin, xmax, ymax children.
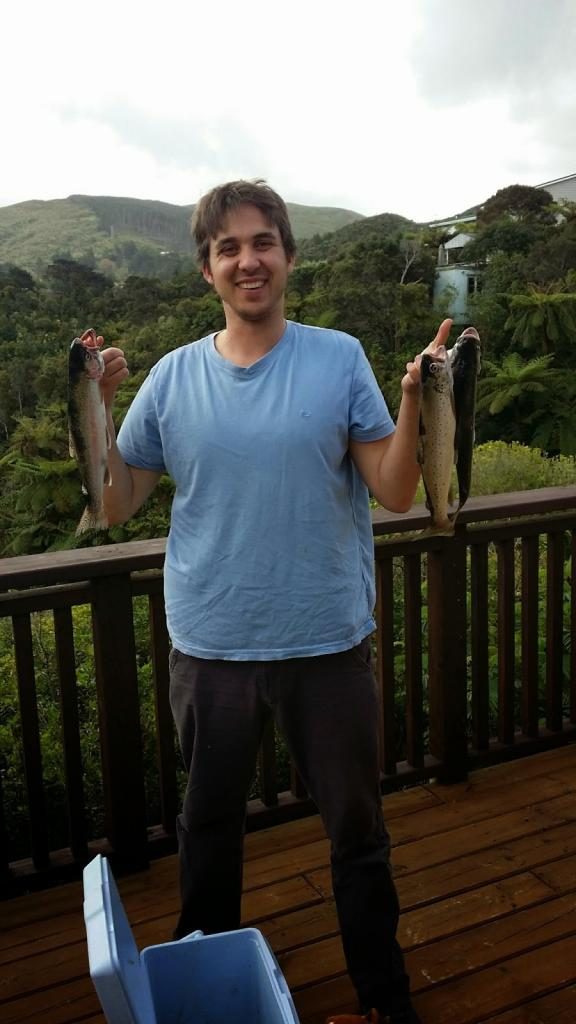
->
<box><xmin>215</xmin><ymin>311</ymin><xmax>287</xmax><ymax>367</ymax></box>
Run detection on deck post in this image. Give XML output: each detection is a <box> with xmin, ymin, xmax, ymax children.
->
<box><xmin>91</xmin><ymin>574</ymin><xmax>149</xmax><ymax>867</ymax></box>
<box><xmin>427</xmin><ymin>531</ymin><xmax>469</xmax><ymax>783</ymax></box>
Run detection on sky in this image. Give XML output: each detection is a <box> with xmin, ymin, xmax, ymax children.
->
<box><xmin>2</xmin><ymin>0</ymin><xmax>575</xmax><ymax>223</ymax></box>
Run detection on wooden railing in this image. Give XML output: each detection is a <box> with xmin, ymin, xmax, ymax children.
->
<box><xmin>1</xmin><ymin>487</ymin><xmax>576</xmax><ymax>895</ymax></box>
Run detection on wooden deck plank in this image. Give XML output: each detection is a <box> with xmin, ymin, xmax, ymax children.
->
<box><xmin>240</xmin><ymin>792</ymin><xmax>576</xmax><ymax>892</ymax></box>
<box><xmin>1</xmin><ymin>746</ymin><xmax>575</xmax><ymax>1024</ymax></box>
<box><xmin>0</xmin><ymin>875</ymin><xmax>322</xmax><ymax>968</ymax></box>
<box><xmin>277</xmin><ymin>881</ymin><xmax>576</xmax><ymax>992</ymax></box>
<box><xmin>407</xmin><ymin>891</ymin><xmax>576</xmax><ymax>986</ymax></box>
<box><xmin>411</xmin><ymin>933</ymin><xmax>576</xmax><ymax>1023</ymax></box>
<box><xmin>478</xmin><ymin>983</ymin><xmax>576</xmax><ymax>1022</ymax></box>
<box><xmin>306</xmin><ymin>821</ymin><xmax>576</xmax><ymax>910</ymax></box>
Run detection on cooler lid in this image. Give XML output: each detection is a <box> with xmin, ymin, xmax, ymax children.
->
<box><xmin>83</xmin><ymin>854</ymin><xmax>156</xmax><ymax>1024</ymax></box>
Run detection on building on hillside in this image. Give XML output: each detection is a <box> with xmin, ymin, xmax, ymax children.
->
<box><xmin>433</xmin><ymin>227</ymin><xmax>481</xmax><ymax>325</ymax></box>
<box><xmin>536</xmin><ymin>172</ymin><xmax>576</xmax><ymax>203</ymax></box>
<box><xmin>430</xmin><ymin>174</ymin><xmax>576</xmax><ymax>322</ymax></box>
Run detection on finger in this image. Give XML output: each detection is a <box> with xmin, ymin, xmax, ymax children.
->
<box><xmin>103</xmin><ymin>358</ymin><xmax>128</xmax><ymax>379</ymax></box>
<box><xmin>429</xmin><ymin>318</ymin><xmax>453</xmax><ymax>350</ymax></box>
<box><xmin>404</xmin><ymin>361</ymin><xmax>420</xmax><ymax>386</ymax></box>
<box><xmin>102</xmin><ymin>347</ymin><xmax>125</xmax><ymax>364</ymax></box>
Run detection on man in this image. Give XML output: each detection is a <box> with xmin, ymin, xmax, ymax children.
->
<box><xmin>101</xmin><ymin>179</ymin><xmax>451</xmax><ymax>1024</ymax></box>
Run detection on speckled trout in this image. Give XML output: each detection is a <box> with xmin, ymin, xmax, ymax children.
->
<box><xmin>68</xmin><ymin>328</ymin><xmax>110</xmax><ymax>535</ymax></box>
<box><xmin>418</xmin><ymin>345</ymin><xmax>457</xmax><ymax>534</ymax></box>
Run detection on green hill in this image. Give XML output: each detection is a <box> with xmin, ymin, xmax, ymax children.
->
<box><xmin>296</xmin><ymin>211</ymin><xmax>417</xmax><ymax>262</ymax></box>
<box><xmin>0</xmin><ymin>194</ymin><xmax>363</xmax><ymax>279</ymax></box>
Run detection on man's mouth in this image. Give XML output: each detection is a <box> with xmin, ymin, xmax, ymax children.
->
<box><xmin>237</xmin><ymin>279</ymin><xmax>266</xmax><ymax>290</ymax></box>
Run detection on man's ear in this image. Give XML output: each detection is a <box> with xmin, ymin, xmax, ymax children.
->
<box><xmin>202</xmin><ymin>263</ymin><xmax>214</xmax><ymax>285</ymax></box>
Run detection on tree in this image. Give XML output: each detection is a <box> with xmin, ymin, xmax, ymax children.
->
<box><xmin>478</xmin><ymin>184</ymin><xmax>554</xmax><ymax>226</ymax></box>
<box><xmin>478</xmin><ymin>352</ymin><xmax>560</xmax><ymax>416</ymax></box>
<box><xmin>475</xmin><ymin>352</ymin><xmax>567</xmax><ymax>448</ymax></box>
<box><xmin>505</xmin><ymin>288</ymin><xmax>576</xmax><ymax>357</ymax></box>
<box><xmin>461</xmin><ymin>220</ymin><xmax>547</xmax><ymax>262</ymax></box>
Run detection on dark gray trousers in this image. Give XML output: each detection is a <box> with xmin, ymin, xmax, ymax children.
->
<box><xmin>168</xmin><ymin>640</ymin><xmax>410</xmax><ymax>1013</ymax></box>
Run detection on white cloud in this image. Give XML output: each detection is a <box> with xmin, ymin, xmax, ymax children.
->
<box><xmin>1</xmin><ymin>0</ymin><xmax>575</xmax><ymax>219</ymax></box>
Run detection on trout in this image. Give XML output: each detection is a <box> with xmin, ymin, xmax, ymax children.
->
<box><xmin>68</xmin><ymin>328</ymin><xmax>110</xmax><ymax>535</ymax></box>
<box><xmin>449</xmin><ymin>326</ymin><xmax>481</xmax><ymax>514</ymax></box>
<box><xmin>418</xmin><ymin>346</ymin><xmax>457</xmax><ymax>534</ymax></box>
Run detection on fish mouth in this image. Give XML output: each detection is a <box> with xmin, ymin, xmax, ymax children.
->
<box><xmin>458</xmin><ymin>326</ymin><xmax>480</xmax><ymax>341</ymax></box>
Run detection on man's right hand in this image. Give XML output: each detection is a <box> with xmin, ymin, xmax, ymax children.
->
<box><xmin>100</xmin><ymin>339</ymin><xmax>129</xmax><ymax>407</ymax></box>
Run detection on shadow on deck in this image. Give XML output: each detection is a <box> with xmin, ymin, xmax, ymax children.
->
<box><xmin>2</xmin><ymin>744</ymin><xmax>576</xmax><ymax>1024</ymax></box>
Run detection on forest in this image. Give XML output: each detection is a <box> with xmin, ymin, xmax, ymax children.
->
<box><xmin>1</xmin><ymin>182</ymin><xmax>576</xmax><ymax>557</ymax></box>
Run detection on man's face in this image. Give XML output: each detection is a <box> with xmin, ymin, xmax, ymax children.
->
<box><xmin>202</xmin><ymin>204</ymin><xmax>294</xmax><ymax>323</ymax></box>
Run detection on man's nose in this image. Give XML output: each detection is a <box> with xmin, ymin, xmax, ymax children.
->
<box><xmin>238</xmin><ymin>247</ymin><xmax>260</xmax><ymax>271</ymax></box>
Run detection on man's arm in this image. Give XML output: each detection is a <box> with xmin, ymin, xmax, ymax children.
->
<box><xmin>349</xmin><ymin>319</ymin><xmax>452</xmax><ymax>513</ymax></box>
<box><xmin>100</xmin><ymin>344</ymin><xmax>162</xmax><ymax>525</ymax></box>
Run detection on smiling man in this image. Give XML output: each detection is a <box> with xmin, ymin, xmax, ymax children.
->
<box><xmin>101</xmin><ymin>179</ymin><xmax>450</xmax><ymax>1024</ymax></box>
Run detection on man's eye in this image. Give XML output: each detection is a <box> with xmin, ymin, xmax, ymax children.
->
<box><xmin>219</xmin><ymin>246</ymin><xmax>236</xmax><ymax>256</ymax></box>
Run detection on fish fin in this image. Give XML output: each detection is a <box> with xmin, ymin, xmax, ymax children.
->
<box><xmin>421</xmin><ymin>519</ymin><xmax>456</xmax><ymax>539</ymax></box>
<box><xmin>103</xmin><ymin>466</ymin><xmax>111</xmax><ymax>485</ymax></box>
<box><xmin>69</xmin><ymin>431</ymin><xmax>77</xmax><ymax>459</ymax></box>
<box><xmin>76</xmin><ymin>505</ymin><xmax>108</xmax><ymax>536</ymax></box>
<box><xmin>105</xmin><ymin>423</ymin><xmax>112</xmax><ymax>450</ymax></box>
<box><xmin>81</xmin><ymin>483</ymin><xmax>88</xmax><ymax>496</ymax></box>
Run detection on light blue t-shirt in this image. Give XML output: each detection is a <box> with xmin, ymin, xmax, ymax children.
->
<box><xmin>117</xmin><ymin>320</ymin><xmax>394</xmax><ymax>659</ymax></box>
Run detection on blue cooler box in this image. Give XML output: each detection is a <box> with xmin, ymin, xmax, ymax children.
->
<box><xmin>83</xmin><ymin>854</ymin><xmax>300</xmax><ymax>1024</ymax></box>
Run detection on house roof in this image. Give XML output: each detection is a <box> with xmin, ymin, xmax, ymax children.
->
<box><xmin>537</xmin><ymin>172</ymin><xmax>576</xmax><ymax>188</ymax></box>
<box><xmin>444</xmin><ymin>232</ymin><xmax>474</xmax><ymax>249</ymax></box>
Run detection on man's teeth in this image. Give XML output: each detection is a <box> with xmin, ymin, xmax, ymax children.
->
<box><xmin>238</xmin><ymin>281</ymin><xmax>264</xmax><ymax>289</ymax></box>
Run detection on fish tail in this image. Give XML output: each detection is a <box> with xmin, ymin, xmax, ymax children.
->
<box><xmin>75</xmin><ymin>505</ymin><xmax>108</xmax><ymax>536</ymax></box>
<box><xmin>421</xmin><ymin>517</ymin><xmax>456</xmax><ymax>538</ymax></box>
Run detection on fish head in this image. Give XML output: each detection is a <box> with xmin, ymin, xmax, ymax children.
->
<box><xmin>421</xmin><ymin>346</ymin><xmax>452</xmax><ymax>392</ymax></box>
<box><xmin>69</xmin><ymin>337</ymin><xmax>104</xmax><ymax>382</ymax></box>
<box><xmin>450</xmin><ymin>327</ymin><xmax>481</xmax><ymax>376</ymax></box>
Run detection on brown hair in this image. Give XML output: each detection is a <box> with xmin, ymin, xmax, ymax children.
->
<box><xmin>192</xmin><ymin>179</ymin><xmax>296</xmax><ymax>268</ymax></box>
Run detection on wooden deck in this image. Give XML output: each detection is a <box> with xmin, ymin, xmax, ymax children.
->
<box><xmin>2</xmin><ymin>744</ymin><xmax>576</xmax><ymax>1024</ymax></box>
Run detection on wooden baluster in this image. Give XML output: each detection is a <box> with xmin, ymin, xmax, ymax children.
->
<box><xmin>521</xmin><ymin>536</ymin><xmax>540</xmax><ymax>738</ymax></box>
<box><xmin>404</xmin><ymin>552</ymin><xmax>423</xmax><ymax>769</ymax></box>
<box><xmin>571</xmin><ymin>531</ymin><xmax>576</xmax><ymax>725</ymax></box>
<box><xmin>149</xmin><ymin>590</ymin><xmax>179</xmax><ymax>833</ymax></box>
<box><xmin>471</xmin><ymin>542</ymin><xmax>490</xmax><ymax>750</ymax></box>
<box><xmin>427</xmin><ymin>533</ymin><xmax>468</xmax><ymax>783</ymax></box>
<box><xmin>53</xmin><ymin>606</ymin><xmax>87</xmax><ymax>861</ymax></box>
<box><xmin>546</xmin><ymin>531</ymin><xmax>565</xmax><ymax>732</ymax></box>
<box><xmin>13</xmin><ymin>613</ymin><xmax>50</xmax><ymax>870</ymax></box>
<box><xmin>258</xmin><ymin>718</ymin><xmax>278</xmax><ymax>807</ymax></box>
<box><xmin>91</xmin><ymin>575</ymin><xmax>148</xmax><ymax>867</ymax></box>
<box><xmin>375</xmin><ymin>554</ymin><xmax>397</xmax><ymax>777</ymax></box>
<box><xmin>496</xmin><ymin>539</ymin><xmax>515</xmax><ymax>746</ymax></box>
<box><xmin>0</xmin><ymin>767</ymin><xmax>11</xmax><ymax>883</ymax></box>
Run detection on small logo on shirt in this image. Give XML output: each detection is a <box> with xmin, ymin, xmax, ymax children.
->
<box><xmin>300</xmin><ymin>409</ymin><xmax>311</xmax><ymax>418</ymax></box>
